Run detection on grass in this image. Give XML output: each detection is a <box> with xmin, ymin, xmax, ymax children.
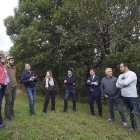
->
<box><xmin>0</xmin><ymin>89</ymin><xmax>140</xmax><ymax>140</ymax></box>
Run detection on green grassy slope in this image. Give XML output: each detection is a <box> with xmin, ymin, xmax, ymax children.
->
<box><xmin>0</xmin><ymin>89</ymin><xmax>140</xmax><ymax>140</ymax></box>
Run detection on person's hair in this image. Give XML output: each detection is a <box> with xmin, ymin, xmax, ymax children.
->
<box><xmin>120</xmin><ymin>62</ymin><xmax>130</xmax><ymax>69</ymax></box>
<box><xmin>105</xmin><ymin>68</ymin><xmax>112</xmax><ymax>74</ymax></box>
<box><xmin>46</xmin><ymin>70</ymin><xmax>53</xmax><ymax>78</ymax></box>
<box><xmin>68</xmin><ymin>68</ymin><xmax>73</xmax><ymax>73</ymax></box>
<box><xmin>24</xmin><ymin>63</ymin><xmax>30</xmax><ymax>70</ymax></box>
<box><xmin>90</xmin><ymin>68</ymin><xmax>96</xmax><ymax>72</ymax></box>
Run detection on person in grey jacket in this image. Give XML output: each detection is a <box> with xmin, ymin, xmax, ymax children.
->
<box><xmin>116</xmin><ymin>63</ymin><xmax>138</xmax><ymax>130</ymax></box>
<box><xmin>101</xmin><ymin>68</ymin><xmax>127</xmax><ymax>127</ymax></box>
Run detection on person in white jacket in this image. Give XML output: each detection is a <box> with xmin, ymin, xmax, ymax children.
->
<box><xmin>116</xmin><ymin>62</ymin><xmax>138</xmax><ymax>130</ymax></box>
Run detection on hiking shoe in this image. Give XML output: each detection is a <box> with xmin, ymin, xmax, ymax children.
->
<box><xmin>42</xmin><ymin>112</ymin><xmax>46</xmax><ymax>115</ymax></box>
<box><xmin>123</xmin><ymin>122</ymin><xmax>128</xmax><ymax>127</ymax></box>
<box><xmin>0</xmin><ymin>124</ymin><xmax>5</xmax><ymax>131</ymax></box>
<box><xmin>73</xmin><ymin>110</ymin><xmax>76</xmax><ymax>112</ymax></box>
<box><xmin>63</xmin><ymin>110</ymin><xmax>67</xmax><ymax>113</ymax></box>
<box><xmin>108</xmin><ymin>118</ymin><xmax>112</xmax><ymax>122</ymax></box>
<box><xmin>108</xmin><ymin>119</ymin><xmax>115</xmax><ymax>122</ymax></box>
<box><xmin>30</xmin><ymin>113</ymin><xmax>35</xmax><ymax>116</ymax></box>
<box><xmin>128</xmin><ymin>128</ymin><xmax>135</xmax><ymax>131</ymax></box>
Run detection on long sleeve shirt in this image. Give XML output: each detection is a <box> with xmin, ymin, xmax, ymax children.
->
<box><xmin>20</xmin><ymin>70</ymin><xmax>37</xmax><ymax>88</ymax></box>
<box><xmin>87</xmin><ymin>75</ymin><xmax>101</xmax><ymax>94</ymax></box>
<box><xmin>101</xmin><ymin>76</ymin><xmax>120</xmax><ymax>97</ymax></box>
<box><xmin>65</xmin><ymin>75</ymin><xmax>76</xmax><ymax>90</ymax></box>
<box><xmin>116</xmin><ymin>71</ymin><xmax>138</xmax><ymax>97</ymax></box>
<box><xmin>5</xmin><ymin>64</ymin><xmax>17</xmax><ymax>87</ymax></box>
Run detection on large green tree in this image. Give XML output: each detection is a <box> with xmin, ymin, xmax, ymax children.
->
<box><xmin>4</xmin><ymin>0</ymin><xmax>140</xmax><ymax>97</ymax></box>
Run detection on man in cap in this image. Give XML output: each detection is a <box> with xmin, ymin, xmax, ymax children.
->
<box><xmin>5</xmin><ymin>56</ymin><xmax>17</xmax><ymax>120</ymax></box>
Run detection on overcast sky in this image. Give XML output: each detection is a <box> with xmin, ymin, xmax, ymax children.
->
<box><xmin>0</xmin><ymin>0</ymin><xmax>18</xmax><ymax>52</ymax></box>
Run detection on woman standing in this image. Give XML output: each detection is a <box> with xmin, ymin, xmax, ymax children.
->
<box><xmin>42</xmin><ymin>71</ymin><xmax>58</xmax><ymax>114</ymax></box>
<box><xmin>0</xmin><ymin>55</ymin><xmax>9</xmax><ymax>130</ymax></box>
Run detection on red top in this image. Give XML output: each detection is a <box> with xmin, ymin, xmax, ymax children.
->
<box><xmin>0</xmin><ymin>63</ymin><xmax>7</xmax><ymax>84</ymax></box>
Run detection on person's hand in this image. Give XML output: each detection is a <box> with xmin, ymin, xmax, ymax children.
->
<box><xmin>33</xmin><ymin>76</ymin><xmax>37</xmax><ymax>79</ymax></box>
<box><xmin>32</xmin><ymin>76</ymin><xmax>37</xmax><ymax>80</ymax></box>
<box><xmin>64</xmin><ymin>80</ymin><xmax>67</xmax><ymax>83</ymax></box>
<box><xmin>29</xmin><ymin>77</ymin><xmax>34</xmax><ymax>81</ymax></box>
<box><xmin>92</xmin><ymin>82</ymin><xmax>98</xmax><ymax>85</ymax></box>
<box><xmin>105</xmin><ymin>94</ymin><xmax>108</xmax><ymax>97</ymax></box>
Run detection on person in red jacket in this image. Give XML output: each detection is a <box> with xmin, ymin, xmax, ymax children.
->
<box><xmin>0</xmin><ymin>54</ymin><xmax>9</xmax><ymax>130</ymax></box>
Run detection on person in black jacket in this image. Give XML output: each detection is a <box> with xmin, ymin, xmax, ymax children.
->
<box><xmin>20</xmin><ymin>64</ymin><xmax>37</xmax><ymax>116</ymax></box>
<box><xmin>42</xmin><ymin>71</ymin><xmax>58</xmax><ymax>114</ymax></box>
<box><xmin>63</xmin><ymin>69</ymin><xmax>76</xmax><ymax>112</ymax></box>
<box><xmin>87</xmin><ymin>68</ymin><xmax>102</xmax><ymax>116</ymax></box>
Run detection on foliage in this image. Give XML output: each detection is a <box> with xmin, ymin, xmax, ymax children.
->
<box><xmin>4</xmin><ymin>0</ymin><xmax>140</xmax><ymax>95</ymax></box>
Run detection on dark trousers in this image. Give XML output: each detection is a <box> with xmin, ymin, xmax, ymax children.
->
<box><xmin>43</xmin><ymin>90</ymin><xmax>55</xmax><ymax>113</ymax></box>
<box><xmin>123</xmin><ymin>97</ymin><xmax>137</xmax><ymax>129</ymax></box>
<box><xmin>5</xmin><ymin>86</ymin><xmax>17</xmax><ymax>119</ymax></box>
<box><xmin>64</xmin><ymin>89</ymin><xmax>76</xmax><ymax>112</ymax></box>
<box><xmin>106</xmin><ymin>97</ymin><xmax>126</xmax><ymax>122</ymax></box>
<box><xmin>0</xmin><ymin>85</ymin><xmax>6</xmax><ymax>125</ymax></box>
<box><xmin>89</xmin><ymin>91</ymin><xmax>102</xmax><ymax>116</ymax></box>
<box><xmin>132</xmin><ymin>97</ymin><xmax>140</xmax><ymax>118</ymax></box>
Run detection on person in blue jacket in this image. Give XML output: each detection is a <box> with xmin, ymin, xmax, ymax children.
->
<box><xmin>63</xmin><ymin>69</ymin><xmax>76</xmax><ymax>112</ymax></box>
<box><xmin>87</xmin><ymin>68</ymin><xmax>102</xmax><ymax>116</ymax></box>
<box><xmin>20</xmin><ymin>64</ymin><xmax>37</xmax><ymax>116</ymax></box>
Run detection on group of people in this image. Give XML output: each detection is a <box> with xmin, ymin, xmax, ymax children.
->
<box><xmin>0</xmin><ymin>55</ymin><xmax>17</xmax><ymax>130</ymax></box>
<box><xmin>20</xmin><ymin>64</ymin><xmax>76</xmax><ymax>115</ymax></box>
<box><xmin>86</xmin><ymin>64</ymin><xmax>140</xmax><ymax>131</ymax></box>
<box><xmin>0</xmin><ymin>54</ymin><xmax>140</xmax><ymax>131</ymax></box>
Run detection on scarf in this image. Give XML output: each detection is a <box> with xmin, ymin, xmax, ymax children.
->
<box><xmin>45</xmin><ymin>77</ymin><xmax>54</xmax><ymax>88</ymax></box>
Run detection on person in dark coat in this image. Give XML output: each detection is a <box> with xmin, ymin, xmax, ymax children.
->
<box><xmin>63</xmin><ymin>69</ymin><xmax>76</xmax><ymax>112</ymax></box>
<box><xmin>87</xmin><ymin>68</ymin><xmax>102</xmax><ymax>116</ymax></box>
<box><xmin>20</xmin><ymin>64</ymin><xmax>37</xmax><ymax>116</ymax></box>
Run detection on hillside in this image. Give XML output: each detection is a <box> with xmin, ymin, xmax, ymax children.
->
<box><xmin>0</xmin><ymin>89</ymin><xmax>140</xmax><ymax>140</ymax></box>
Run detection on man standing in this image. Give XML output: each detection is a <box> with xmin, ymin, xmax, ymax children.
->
<box><xmin>116</xmin><ymin>63</ymin><xmax>138</xmax><ymax>130</ymax></box>
<box><xmin>87</xmin><ymin>68</ymin><xmax>102</xmax><ymax>116</ymax></box>
<box><xmin>0</xmin><ymin>55</ymin><xmax>9</xmax><ymax>129</ymax></box>
<box><xmin>5</xmin><ymin>56</ymin><xmax>17</xmax><ymax>120</ymax></box>
<box><xmin>101</xmin><ymin>68</ymin><xmax>127</xmax><ymax>126</ymax></box>
<box><xmin>63</xmin><ymin>69</ymin><xmax>76</xmax><ymax>112</ymax></box>
<box><xmin>20</xmin><ymin>64</ymin><xmax>37</xmax><ymax>116</ymax></box>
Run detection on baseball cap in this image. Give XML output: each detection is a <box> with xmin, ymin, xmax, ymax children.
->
<box><xmin>7</xmin><ymin>56</ymin><xmax>14</xmax><ymax>60</ymax></box>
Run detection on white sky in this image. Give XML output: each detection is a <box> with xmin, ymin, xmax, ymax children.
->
<box><xmin>0</xmin><ymin>0</ymin><xmax>18</xmax><ymax>52</ymax></box>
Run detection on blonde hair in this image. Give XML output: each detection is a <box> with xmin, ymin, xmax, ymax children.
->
<box><xmin>45</xmin><ymin>70</ymin><xmax>53</xmax><ymax>79</ymax></box>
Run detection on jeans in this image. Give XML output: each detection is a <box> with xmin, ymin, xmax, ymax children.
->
<box><xmin>26</xmin><ymin>87</ymin><xmax>36</xmax><ymax>114</ymax></box>
<box><xmin>132</xmin><ymin>97</ymin><xmax>140</xmax><ymax>118</ymax></box>
<box><xmin>123</xmin><ymin>97</ymin><xmax>137</xmax><ymax>129</ymax></box>
<box><xmin>0</xmin><ymin>85</ymin><xmax>6</xmax><ymax>125</ymax></box>
<box><xmin>64</xmin><ymin>89</ymin><xmax>76</xmax><ymax>112</ymax></box>
<box><xmin>5</xmin><ymin>86</ymin><xmax>17</xmax><ymax>119</ymax></box>
<box><xmin>43</xmin><ymin>90</ymin><xmax>56</xmax><ymax>113</ymax></box>
<box><xmin>89</xmin><ymin>91</ymin><xmax>102</xmax><ymax>116</ymax></box>
<box><xmin>106</xmin><ymin>96</ymin><xmax>126</xmax><ymax>123</ymax></box>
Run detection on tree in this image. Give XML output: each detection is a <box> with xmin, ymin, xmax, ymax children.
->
<box><xmin>4</xmin><ymin>0</ymin><xmax>140</xmax><ymax>97</ymax></box>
